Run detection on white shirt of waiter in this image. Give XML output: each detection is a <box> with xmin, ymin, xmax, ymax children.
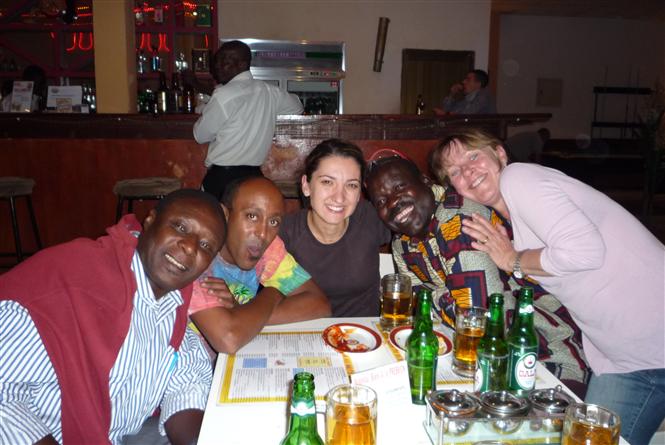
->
<box><xmin>193</xmin><ymin>71</ymin><xmax>303</xmax><ymax>167</ymax></box>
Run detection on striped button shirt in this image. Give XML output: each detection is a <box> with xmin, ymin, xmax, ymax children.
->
<box><xmin>0</xmin><ymin>252</ymin><xmax>212</xmax><ymax>445</ymax></box>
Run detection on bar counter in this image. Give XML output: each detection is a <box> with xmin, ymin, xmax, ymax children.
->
<box><xmin>0</xmin><ymin>113</ymin><xmax>550</xmax><ymax>254</ymax></box>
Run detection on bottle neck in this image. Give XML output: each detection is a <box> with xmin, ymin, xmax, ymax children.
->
<box><xmin>511</xmin><ymin>295</ymin><xmax>534</xmax><ymax>331</ymax></box>
<box><xmin>485</xmin><ymin>300</ymin><xmax>505</xmax><ymax>337</ymax></box>
<box><xmin>287</xmin><ymin>397</ymin><xmax>318</xmax><ymax>431</ymax></box>
<box><xmin>414</xmin><ymin>291</ymin><xmax>433</xmax><ymax>330</ymax></box>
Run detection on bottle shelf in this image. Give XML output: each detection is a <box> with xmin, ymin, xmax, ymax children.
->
<box><xmin>0</xmin><ymin>0</ymin><xmax>217</xmax><ymax>88</ymax></box>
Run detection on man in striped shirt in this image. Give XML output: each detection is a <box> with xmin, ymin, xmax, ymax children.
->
<box><xmin>0</xmin><ymin>189</ymin><xmax>227</xmax><ymax>445</ymax></box>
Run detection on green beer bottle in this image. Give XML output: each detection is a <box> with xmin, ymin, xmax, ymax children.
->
<box><xmin>474</xmin><ymin>293</ymin><xmax>508</xmax><ymax>393</ymax></box>
<box><xmin>507</xmin><ymin>287</ymin><xmax>539</xmax><ymax>397</ymax></box>
<box><xmin>406</xmin><ymin>287</ymin><xmax>439</xmax><ymax>405</ymax></box>
<box><xmin>280</xmin><ymin>372</ymin><xmax>324</xmax><ymax>445</ymax></box>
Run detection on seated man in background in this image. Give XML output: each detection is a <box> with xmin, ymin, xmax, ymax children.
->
<box><xmin>0</xmin><ymin>189</ymin><xmax>227</xmax><ymax>445</ymax></box>
<box><xmin>365</xmin><ymin>156</ymin><xmax>589</xmax><ymax>396</ymax></box>
<box><xmin>435</xmin><ymin>69</ymin><xmax>497</xmax><ymax>115</ymax></box>
<box><xmin>189</xmin><ymin>176</ymin><xmax>331</xmax><ymax>355</ymax></box>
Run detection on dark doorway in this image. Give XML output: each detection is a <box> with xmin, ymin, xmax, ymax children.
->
<box><xmin>400</xmin><ymin>49</ymin><xmax>474</xmax><ymax>115</ymax></box>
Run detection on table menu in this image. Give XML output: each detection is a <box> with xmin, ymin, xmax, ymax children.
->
<box><xmin>217</xmin><ymin>331</ymin><xmax>349</xmax><ymax>403</ymax></box>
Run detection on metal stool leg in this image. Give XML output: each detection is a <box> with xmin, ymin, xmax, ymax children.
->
<box><xmin>25</xmin><ymin>195</ymin><xmax>42</xmax><ymax>250</ymax></box>
<box><xmin>116</xmin><ymin>196</ymin><xmax>125</xmax><ymax>222</ymax></box>
<box><xmin>8</xmin><ymin>196</ymin><xmax>24</xmax><ymax>262</ymax></box>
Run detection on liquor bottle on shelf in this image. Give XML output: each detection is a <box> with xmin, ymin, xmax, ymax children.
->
<box><xmin>279</xmin><ymin>372</ymin><xmax>324</xmax><ymax>445</ymax></box>
<box><xmin>156</xmin><ymin>71</ymin><xmax>169</xmax><ymax>114</ymax></box>
<box><xmin>137</xmin><ymin>50</ymin><xmax>148</xmax><ymax>75</ymax></box>
<box><xmin>183</xmin><ymin>81</ymin><xmax>195</xmax><ymax>114</ymax></box>
<box><xmin>507</xmin><ymin>287</ymin><xmax>538</xmax><ymax>397</ymax></box>
<box><xmin>474</xmin><ymin>293</ymin><xmax>508</xmax><ymax>393</ymax></box>
<box><xmin>406</xmin><ymin>287</ymin><xmax>439</xmax><ymax>405</ymax></box>
<box><xmin>416</xmin><ymin>94</ymin><xmax>425</xmax><ymax>115</ymax></box>
<box><xmin>170</xmin><ymin>71</ymin><xmax>183</xmax><ymax>113</ymax></box>
<box><xmin>175</xmin><ymin>52</ymin><xmax>188</xmax><ymax>72</ymax></box>
<box><xmin>151</xmin><ymin>46</ymin><xmax>162</xmax><ymax>72</ymax></box>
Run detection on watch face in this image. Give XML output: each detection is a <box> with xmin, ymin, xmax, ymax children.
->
<box><xmin>513</xmin><ymin>270</ymin><xmax>524</xmax><ymax>279</ymax></box>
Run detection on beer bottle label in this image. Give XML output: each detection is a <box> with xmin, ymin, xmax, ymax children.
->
<box><xmin>518</xmin><ymin>304</ymin><xmax>534</xmax><ymax>315</ymax></box>
<box><xmin>291</xmin><ymin>400</ymin><xmax>316</xmax><ymax>416</ymax></box>
<box><xmin>508</xmin><ymin>349</ymin><xmax>537</xmax><ymax>391</ymax></box>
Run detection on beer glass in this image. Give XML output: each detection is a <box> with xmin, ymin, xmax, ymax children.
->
<box><xmin>379</xmin><ymin>273</ymin><xmax>413</xmax><ymax>329</ymax></box>
<box><xmin>562</xmin><ymin>403</ymin><xmax>621</xmax><ymax>445</ymax></box>
<box><xmin>325</xmin><ymin>384</ymin><xmax>377</xmax><ymax>445</ymax></box>
<box><xmin>452</xmin><ymin>306</ymin><xmax>488</xmax><ymax>378</ymax></box>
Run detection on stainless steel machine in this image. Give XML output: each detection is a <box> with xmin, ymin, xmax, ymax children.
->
<box><xmin>225</xmin><ymin>38</ymin><xmax>346</xmax><ymax>114</ymax></box>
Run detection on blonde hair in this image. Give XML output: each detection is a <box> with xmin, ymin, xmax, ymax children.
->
<box><xmin>429</xmin><ymin>128</ymin><xmax>505</xmax><ymax>184</ymax></box>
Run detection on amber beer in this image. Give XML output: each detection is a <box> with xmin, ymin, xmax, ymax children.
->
<box><xmin>562</xmin><ymin>404</ymin><xmax>620</xmax><ymax>445</ymax></box>
<box><xmin>326</xmin><ymin>404</ymin><xmax>376</xmax><ymax>445</ymax></box>
<box><xmin>452</xmin><ymin>306</ymin><xmax>487</xmax><ymax>377</ymax></box>
<box><xmin>453</xmin><ymin>327</ymin><xmax>484</xmax><ymax>366</ymax></box>
<box><xmin>562</xmin><ymin>420</ymin><xmax>620</xmax><ymax>445</ymax></box>
<box><xmin>326</xmin><ymin>384</ymin><xmax>377</xmax><ymax>445</ymax></box>
<box><xmin>381</xmin><ymin>290</ymin><xmax>412</xmax><ymax>324</ymax></box>
<box><xmin>379</xmin><ymin>274</ymin><xmax>412</xmax><ymax>329</ymax></box>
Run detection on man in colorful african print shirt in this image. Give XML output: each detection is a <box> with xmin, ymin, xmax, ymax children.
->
<box><xmin>366</xmin><ymin>157</ymin><xmax>590</xmax><ymax>395</ymax></box>
<box><xmin>188</xmin><ymin>176</ymin><xmax>331</xmax><ymax>356</ymax></box>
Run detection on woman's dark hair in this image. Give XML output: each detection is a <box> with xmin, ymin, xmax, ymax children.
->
<box><xmin>303</xmin><ymin>139</ymin><xmax>366</xmax><ymax>182</ymax></box>
<box><xmin>301</xmin><ymin>138</ymin><xmax>366</xmax><ymax>207</ymax></box>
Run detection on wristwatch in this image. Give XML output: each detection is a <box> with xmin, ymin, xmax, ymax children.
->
<box><xmin>512</xmin><ymin>251</ymin><xmax>525</xmax><ymax>279</ymax></box>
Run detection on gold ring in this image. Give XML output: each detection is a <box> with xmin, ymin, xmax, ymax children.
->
<box><xmin>480</xmin><ymin>238</ymin><xmax>489</xmax><ymax>244</ymax></box>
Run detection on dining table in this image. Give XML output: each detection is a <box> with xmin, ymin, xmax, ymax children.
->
<box><xmin>197</xmin><ymin>316</ymin><xmax>626</xmax><ymax>445</ymax></box>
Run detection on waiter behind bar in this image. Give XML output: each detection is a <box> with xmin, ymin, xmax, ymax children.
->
<box><xmin>193</xmin><ymin>40</ymin><xmax>304</xmax><ymax>200</ymax></box>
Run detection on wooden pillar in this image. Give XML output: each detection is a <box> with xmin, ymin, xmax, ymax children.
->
<box><xmin>92</xmin><ymin>0</ymin><xmax>136</xmax><ymax>113</ymax></box>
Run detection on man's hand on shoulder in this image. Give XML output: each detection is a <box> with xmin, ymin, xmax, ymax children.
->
<box><xmin>199</xmin><ymin>277</ymin><xmax>236</xmax><ymax>309</ymax></box>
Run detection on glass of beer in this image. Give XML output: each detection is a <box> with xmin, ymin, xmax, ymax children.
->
<box><xmin>379</xmin><ymin>273</ymin><xmax>413</xmax><ymax>329</ymax></box>
<box><xmin>325</xmin><ymin>384</ymin><xmax>377</xmax><ymax>445</ymax></box>
<box><xmin>452</xmin><ymin>306</ymin><xmax>488</xmax><ymax>378</ymax></box>
<box><xmin>562</xmin><ymin>403</ymin><xmax>621</xmax><ymax>445</ymax></box>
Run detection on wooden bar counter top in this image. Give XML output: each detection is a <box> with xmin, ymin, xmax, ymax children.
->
<box><xmin>0</xmin><ymin>113</ymin><xmax>549</xmax><ymax>255</ymax></box>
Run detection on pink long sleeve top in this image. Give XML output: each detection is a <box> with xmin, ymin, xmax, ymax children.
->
<box><xmin>500</xmin><ymin>163</ymin><xmax>664</xmax><ymax>375</ymax></box>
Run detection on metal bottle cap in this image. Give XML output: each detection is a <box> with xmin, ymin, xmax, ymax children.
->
<box><xmin>479</xmin><ymin>390</ymin><xmax>530</xmax><ymax>417</ymax></box>
<box><xmin>528</xmin><ymin>385</ymin><xmax>575</xmax><ymax>414</ymax></box>
<box><xmin>428</xmin><ymin>389</ymin><xmax>479</xmax><ymax>418</ymax></box>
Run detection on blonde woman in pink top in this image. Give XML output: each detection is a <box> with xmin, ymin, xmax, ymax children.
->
<box><xmin>430</xmin><ymin>128</ymin><xmax>664</xmax><ymax>445</ymax></box>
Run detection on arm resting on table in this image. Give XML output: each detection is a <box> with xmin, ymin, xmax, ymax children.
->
<box><xmin>190</xmin><ymin>288</ymin><xmax>283</xmax><ymax>354</ymax></box>
<box><xmin>268</xmin><ymin>279</ymin><xmax>331</xmax><ymax>325</ymax></box>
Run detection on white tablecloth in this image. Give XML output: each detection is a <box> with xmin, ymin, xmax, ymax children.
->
<box><xmin>198</xmin><ymin>317</ymin><xmax>587</xmax><ymax>445</ymax></box>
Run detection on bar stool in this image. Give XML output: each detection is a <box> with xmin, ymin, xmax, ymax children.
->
<box><xmin>0</xmin><ymin>177</ymin><xmax>43</xmax><ymax>263</ymax></box>
<box><xmin>113</xmin><ymin>177</ymin><xmax>182</xmax><ymax>221</ymax></box>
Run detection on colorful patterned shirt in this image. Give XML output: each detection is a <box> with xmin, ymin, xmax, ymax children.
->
<box><xmin>392</xmin><ymin>185</ymin><xmax>589</xmax><ymax>384</ymax></box>
<box><xmin>189</xmin><ymin>236</ymin><xmax>311</xmax><ymax>315</ymax></box>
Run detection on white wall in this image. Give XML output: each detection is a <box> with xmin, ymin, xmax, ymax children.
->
<box><xmin>498</xmin><ymin>15</ymin><xmax>665</xmax><ymax>139</ymax></box>
<box><xmin>218</xmin><ymin>0</ymin><xmax>491</xmax><ymax>114</ymax></box>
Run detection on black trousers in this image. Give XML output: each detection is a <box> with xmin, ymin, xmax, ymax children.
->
<box><xmin>201</xmin><ymin>165</ymin><xmax>264</xmax><ymax>201</ymax></box>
